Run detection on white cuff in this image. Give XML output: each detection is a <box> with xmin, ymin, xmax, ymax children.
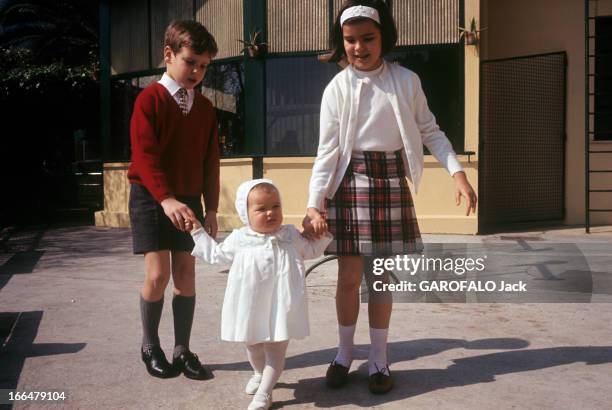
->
<box><xmin>446</xmin><ymin>155</ymin><xmax>464</xmax><ymax>176</ymax></box>
<box><xmin>307</xmin><ymin>190</ymin><xmax>327</xmax><ymax>211</ymax></box>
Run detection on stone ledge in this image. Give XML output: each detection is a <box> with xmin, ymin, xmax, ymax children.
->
<box><xmin>95</xmin><ymin>211</ymin><xmax>130</xmax><ymax>228</ymax></box>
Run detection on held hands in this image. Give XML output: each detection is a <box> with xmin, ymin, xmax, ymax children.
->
<box><xmin>160</xmin><ymin>197</ymin><xmax>218</xmax><ymax>237</ymax></box>
<box><xmin>161</xmin><ymin>197</ymin><xmax>196</xmax><ymax>231</ymax></box>
<box><xmin>184</xmin><ymin>212</ymin><xmax>217</xmax><ymax>238</ymax></box>
<box><xmin>453</xmin><ymin>171</ymin><xmax>477</xmax><ymax>216</ymax></box>
<box><xmin>302</xmin><ymin>207</ymin><xmax>328</xmax><ymax>239</ymax></box>
<box><xmin>185</xmin><ymin>217</ymin><xmax>202</xmax><ymax>233</ymax></box>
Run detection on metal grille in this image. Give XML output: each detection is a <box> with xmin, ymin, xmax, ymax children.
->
<box><xmin>196</xmin><ymin>0</ymin><xmax>243</xmax><ymax>59</ymax></box>
<box><xmin>110</xmin><ymin>0</ymin><xmax>150</xmax><ymax>74</ymax></box>
<box><xmin>268</xmin><ymin>0</ymin><xmax>329</xmax><ymax>52</ymax></box>
<box><xmin>479</xmin><ymin>52</ymin><xmax>566</xmax><ymax>228</ymax></box>
<box><xmin>393</xmin><ymin>0</ymin><xmax>459</xmax><ymax>46</ymax></box>
<box><xmin>333</xmin><ymin>0</ymin><xmax>343</xmax><ymax>19</ymax></box>
<box><xmin>149</xmin><ymin>0</ymin><xmax>194</xmax><ymax>68</ymax></box>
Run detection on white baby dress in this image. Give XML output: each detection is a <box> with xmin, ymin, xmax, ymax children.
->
<box><xmin>192</xmin><ymin>224</ymin><xmax>332</xmax><ymax>344</ymax></box>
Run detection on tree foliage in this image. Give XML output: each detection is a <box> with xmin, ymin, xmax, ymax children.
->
<box><xmin>0</xmin><ymin>0</ymin><xmax>99</xmax><ymax>97</ymax></box>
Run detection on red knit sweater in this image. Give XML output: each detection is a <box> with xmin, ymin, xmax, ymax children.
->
<box><xmin>127</xmin><ymin>82</ymin><xmax>220</xmax><ymax>211</ymax></box>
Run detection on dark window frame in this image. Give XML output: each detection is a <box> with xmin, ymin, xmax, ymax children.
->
<box><xmin>594</xmin><ymin>15</ymin><xmax>612</xmax><ymax>141</ymax></box>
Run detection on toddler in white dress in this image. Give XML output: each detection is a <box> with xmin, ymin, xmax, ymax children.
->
<box><xmin>189</xmin><ymin>179</ymin><xmax>332</xmax><ymax>410</ymax></box>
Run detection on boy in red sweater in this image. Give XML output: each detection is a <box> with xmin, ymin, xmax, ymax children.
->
<box><xmin>127</xmin><ymin>20</ymin><xmax>219</xmax><ymax>380</ymax></box>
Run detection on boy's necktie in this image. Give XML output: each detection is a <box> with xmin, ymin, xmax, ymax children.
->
<box><xmin>177</xmin><ymin>88</ymin><xmax>189</xmax><ymax>116</ymax></box>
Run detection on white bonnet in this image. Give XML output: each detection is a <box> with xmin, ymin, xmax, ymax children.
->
<box><xmin>234</xmin><ymin>178</ymin><xmax>280</xmax><ymax>226</ymax></box>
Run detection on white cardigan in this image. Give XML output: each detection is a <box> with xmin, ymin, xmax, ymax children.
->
<box><xmin>307</xmin><ymin>61</ymin><xmax>464</xmax><ymax>210</ymax></box>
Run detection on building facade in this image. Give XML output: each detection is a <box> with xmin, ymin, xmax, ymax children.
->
<box><xmin>95</xmin><ymin>0</ymin><xmax>612</xmax><ymax>233</ymax></box>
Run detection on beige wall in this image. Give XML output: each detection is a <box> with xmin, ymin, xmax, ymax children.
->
<box><xmin>400</xmin><ymin>0</ymin><xmax>480</xmax><ymax>234</ymax></box>
<box><xmin>465</xmin><ymin>0</ymin><xmax>481</xmax><ymax>158</ymax></box>
<box><xmin>97</xmin><ymin>155</ymin><xmax>478</xmax><ymax>234</ymax></box>
<box><xmin>266</xmin><ymin>156</ymin><xmax>478</xmax><ymax>234</ymax></box>
<box><xmin>94</xmin><ymin>163</ymin><xmax>130</xmax><ymax>227</ymax></box>
<box><xmin>263</xmin><ymin>156</ymin><xmax>478</xmax><ymax>234</ymax></box>
<box><xmin>217</xmin><ymin>158</ymin><xmax>253</xmax><ymax>230</ymax></box>
<box><xmin>94</xmin><ymin>159</ymin><xmax>254</xmax><ymax>230</ymax></box>
<box><xmin>482</xmin><ymin>0</ymin><xmax>612</xmax><ymax>226</ymax></box>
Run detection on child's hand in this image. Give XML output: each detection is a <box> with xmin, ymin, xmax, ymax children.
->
<box><xmin>453</xmin><ymin>171</ymin><xmax>477</xmax><ymax>216</ymax></box>
<box><xmin>301</xmin><ymin>223</ymin><xmax>316</xmax><ymax>239</ymax></box>
<box><xmin>161</xmin><ymin>197</ymin><xmax>196</xmax><ymax>231</ymax></box>
<box><xmin>185</xmin><ymin>217</ymin><xmax>202</xmax><ymax>233</ymax></box>
<box><xmin>203</xmin><ymin>211</ymin><xmax>218</xmax><ymax>238</ymax></box>
<box><xmin>302</xmin><ymin>207</ymin><xmax>328</xmax><ymax>239</ymax></box>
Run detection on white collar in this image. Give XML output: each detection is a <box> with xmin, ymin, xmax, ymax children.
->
<box><xmin>159</xmin><ymin>73</ymin><xmax>192</xmax><ymax>97</ymax></box>
<box><xmin>351</xmin><ymin>60</ymin><xmax>385</xmax><ymax>80</ymax></box>
<box><xmin>245</xmin><ymin>225</ymin><xmax>291</xmax><ymax>241</ymax></box>
<box><xmin>349</xmin><ymin>60</ymin><xmax>386</xmax><ymax>77</ymax></box>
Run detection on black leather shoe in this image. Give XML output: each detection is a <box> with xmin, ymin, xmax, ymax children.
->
<box><xmin>368</xmin><ymin>365</ymin><xmax>394</xmax><ymax>394</ymax></box>
<box><xmin>325</xmin><ymin>361</ymin><xmax>350</xmax><ymax>388</ymax></box>
<box><xmin>172</xmin><ymin>350</ymin><xmax>213</xmax><ymax>380</ymax></box>
<box><xmin>141</xmin><ymin>346</ymin><xmax>177</xmax><ymax>379</ymax></box>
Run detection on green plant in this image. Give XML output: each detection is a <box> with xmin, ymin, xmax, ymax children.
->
<box><xmin>237</xmin><ymin>29</ymin><xmax>267</xmax><ymax>58</ymax></box>
<box><xmin>458</xmin><ymin>17</ymin><xmax>486</xmax><ymax>45</ymax></box>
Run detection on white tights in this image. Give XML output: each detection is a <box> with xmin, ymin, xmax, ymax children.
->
<box><xmin>245</xmin><ymin>341</ymin><xmax>289</xmax><ymax>396</ymax></box>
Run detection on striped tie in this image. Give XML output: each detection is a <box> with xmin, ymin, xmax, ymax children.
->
<box><xmin>177</xmin><ymin>88</ymin><xmax>188</xmax><ymax>116</ymax></box>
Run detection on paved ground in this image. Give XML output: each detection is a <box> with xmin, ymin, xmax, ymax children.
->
<box><xmin>1</xmin><ymin>224</ymin><xmax>612</xmax><ymax>409</ymax></box>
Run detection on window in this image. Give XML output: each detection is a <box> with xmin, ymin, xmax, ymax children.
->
<box><xmin>202</xmin><ymin>61</ymin><xmax>246</xmax><ymax>155</ymax></box>
<box><xmin>387</xmin><ymin>46</ymin><xmax>464</xmax><ymax>151</ymax></box>
<box><xmin>110</xmin><ymin>76</ymin><xmax>161</xmax><ymax>160</ymax></box>
<box><xmin>266</xmin><ymin>56</ymin><xmax>338</xmax><ymax>155</ymax></box>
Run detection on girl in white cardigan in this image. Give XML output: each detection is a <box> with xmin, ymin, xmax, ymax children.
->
<box><xmin>189</xmin><ymin>179</ymin><xmax>332</xmax><ymax>410</ymax></box>
<box><xmin>303</xmin><ymin>0</ymin><xmax>477</xmax><ymax>394</ymax></box>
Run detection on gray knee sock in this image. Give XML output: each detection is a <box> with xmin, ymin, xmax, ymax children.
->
<box><xmin>172</xmin><ymin>294</ymin><xmax>195</xmax><ymax>358</ymax></box>
<box><xmin>140</xmin><ymin>295</ymin><xmax>164</xmax><ymax>350</ymax></box>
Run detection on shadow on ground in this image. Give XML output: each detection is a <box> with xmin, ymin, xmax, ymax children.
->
<box><xmin>0</xmin><ymin>311</ymin><xmax>88</xmax><ymax>385</ymax></box>
<box><xmin>0</xmin><ymin>311</ymin><xmax>86</xmax><ymax>409</ymax></box>
<box><xmin>0</xmin><ymin>226</ymin><xmax>47</xmax><ymax>292</ymax></box>
<box><xmin>208</xmin><ymin>338</ymin><xmax>612</xmax><ymax>408</ymax></box>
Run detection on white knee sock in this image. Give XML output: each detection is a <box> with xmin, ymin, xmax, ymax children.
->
<box><xmin>255</xmin><ymin>341</ymin><xmax>289</xmax><ymax>397</ymax></box>
<box><xmin>334</xmin><ymin>324</ymin><xmax>356</xmax><ymax>368</ymax></box>
<box><xmin>246</xmin><ymin>343</ymin><xmax>265</xmax><ymax>375</ymax></box>
<box><xmin>368</xmin><ymin>327</ymin><xmax>389</xmax><ymax>376</ymax></box>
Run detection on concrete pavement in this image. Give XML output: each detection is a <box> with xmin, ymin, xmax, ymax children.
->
<box><xmin>1</xmin><ymin>224</ymin><xmax>612</xmax><ymax>409</ymax></box>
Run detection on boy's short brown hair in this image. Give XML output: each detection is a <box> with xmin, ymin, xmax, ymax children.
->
<box><xmin>164</xmin><ymin>20</ymin><xmax>218</xmax><ymax>56</ymax></box>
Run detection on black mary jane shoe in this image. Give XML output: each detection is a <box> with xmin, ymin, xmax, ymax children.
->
<box><xmin>141</xmin><ymin>346</ymin><xmax>178</xmax><ymax>379</ymax></box>
<box><xmin>368</xmin><ymin>364</ymin><xmax>394</xmax><ymax>394</ymax></box>
<box><xmin>325</xmin><ymin>360</ymin><xmax>350</xmax><ymax>388</ymax></box>
<box><xmin>172</xmin><ymin>350</ymin><xmax>213</xmax><ymax>380</ymax></box>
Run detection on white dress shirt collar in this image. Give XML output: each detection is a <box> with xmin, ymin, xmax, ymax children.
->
<box><xmin>159</xmin><ymin>73</ymin><xmax>195</xmax><ymax>97</ymax></box>
<box><xmin>158</xmin><ymin>73</ymin><xmax>195</xmax><ymax>112</ymax></box>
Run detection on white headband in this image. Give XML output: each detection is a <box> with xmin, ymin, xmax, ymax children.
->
<box><xmin>340</xmin><ymin>5</ymin><xmax>381</xmax><ymax>26</ymax></box>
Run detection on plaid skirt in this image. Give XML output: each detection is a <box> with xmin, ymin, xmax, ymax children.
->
<box><xmin>324</xmin><ymin>150</ymin><xmax>422</xmax><ymax>256</ymax></box>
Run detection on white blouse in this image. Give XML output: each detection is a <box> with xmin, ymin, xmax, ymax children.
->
<box><xmin>352</xmin><ymin>63</ymin><xmax>403</xmax><ymax>152</ymax></box>
<box><xmin>307</xmin><ymin>61</ymin><xmax>464</xmax><ymax>211</ymax></box>
<box><xmin>191</xmin><ymin>225</ymin><xmax>333</xmax><ymax>343</ymax></box>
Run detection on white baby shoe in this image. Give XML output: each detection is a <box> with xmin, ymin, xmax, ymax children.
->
<box><xmin>245</xmin><ymin>373</ymin><xmax>262</xmax><ymax>395</ymax></box>
<box><xmin>247</xmin><ymin>392</ymin><xmax>272</xmax><ymax>410</ymax></box>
